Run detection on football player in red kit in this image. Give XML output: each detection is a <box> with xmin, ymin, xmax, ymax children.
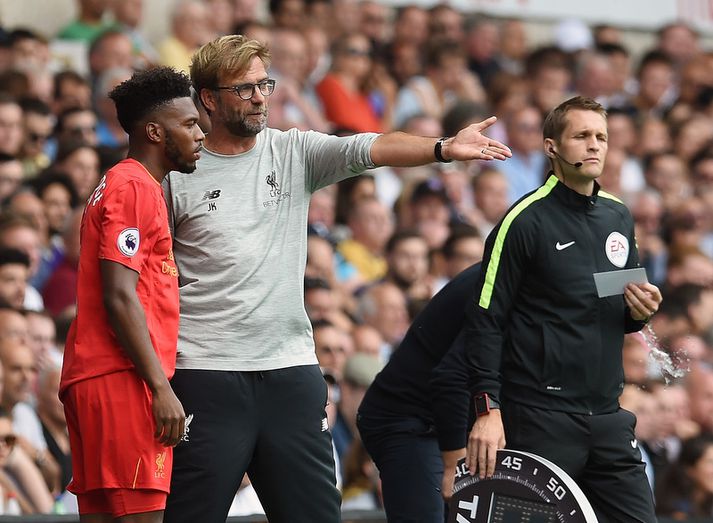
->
<box><xmin>60</xmin><ymin>67</ymin><xmax>204</xmax><ymax>522</ymax></box>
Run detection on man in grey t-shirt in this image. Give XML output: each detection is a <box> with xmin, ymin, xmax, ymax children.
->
<box><xmin>163</xmin><ymin>35</ymin><xmax>511</xmax><ymax>523</ymax></box>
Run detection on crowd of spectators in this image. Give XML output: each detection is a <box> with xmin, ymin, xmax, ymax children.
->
<box><xmin>0</xmin><ymin>0</ymin><xmax>711</xmax><ymax>518</ymax></box>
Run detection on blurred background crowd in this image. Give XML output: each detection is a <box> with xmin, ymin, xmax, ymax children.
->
<box><xmin>0</xmin><ymin>0</ymin><xmax>710</xmax><ymax>519</ymax></box>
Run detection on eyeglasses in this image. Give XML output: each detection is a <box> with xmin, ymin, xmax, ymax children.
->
<box><xmin>344</xmin><ymin>48</ymin><xmax>372</xmax><ymax>58</ymax></box>
<box><xmin>28</xmin><ymin>132</ymin><xmax>51</xmax><ymax>143</ymax></box>
<box><xmin>318</xmin><ymin>345</ymin><xmax>346</xmax><ymax>355</ymax></box>
<box><xmin>214</xmin><ymin>79</ymin><xmax>276</xmax><ymax>100</ymax></box>
<box><xmin>69</xmin><ymin>125</ymin><xmax>96</xmax><ymax>135</ymax></box>
<box><xmin>0</xmin><ymin>434</ymin><xmax>16</xmax><ymax>448</ymax></box>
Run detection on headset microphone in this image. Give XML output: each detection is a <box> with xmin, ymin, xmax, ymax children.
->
<box><xmin>552</xmin><ymin>150</ymin><xmax>583</xmax><ymax>169</ymax></box>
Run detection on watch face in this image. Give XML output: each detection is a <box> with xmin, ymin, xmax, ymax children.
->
<box><xmin>448</xmin><ymin>450</ymin><xmax>597</xmax><ymax>523</ymax></box>
<box><xmin>475</xmin><ymin>395</ymin><xmax>489</xmax><ymax>416</ymax></box>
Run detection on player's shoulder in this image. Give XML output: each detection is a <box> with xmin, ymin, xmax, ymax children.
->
<box><xmin>95</xmin><ymin>160</ymin><xmax>163</xmax><ymax>209</ymax></box>
<box><xmin>598</xmin><ymin>190</ymin><xmax>627</xmax><ymax>208</ymax></box>
<box><xmin>106</xmin><ymin>159</ymin><xmax>154</xmax><ymax>185</ymax></box>
<box><xmin>598</xmin><ymin>189</ymin><xmax>633</xmax><ymax>219</ymax></box>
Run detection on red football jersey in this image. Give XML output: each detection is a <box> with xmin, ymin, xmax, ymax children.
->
<box><xmin>60</xmin><ymin>159</ymin><xmax>179</xmax><ymax>395</ymax></box>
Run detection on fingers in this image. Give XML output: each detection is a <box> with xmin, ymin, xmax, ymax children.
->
<box><xmin>481</xmin><ymin>142</ymin><xmax>512</xmax><ymax>161</ymax></box>
<box><xmin>486</xmin><ymin>441</ymin><xmax>499</xmax><ymax>478</ymax></box>
<box><xmin>154</xmin><ymin>419</ymin><xmax>164</xmax><ymax>440</ymax></box>
<box><xmin>465</xmin><ymin>438</ymin><xmax>478</xmax><ymax>474</ymax></box>
<box><xmin>625</xmin><ymin>282</ymin><xmax>661</xmax><ymax>320</ymax></box>
<box><xmin>474</xmin><ymin>116</ymin><xmax>497</xmax><ymax>131</ymax></box>
<box><xmin>477</xmin><ymin>442</ymin><xmax>489</xmax><ymax>479</ymax></box>
<box><xmin>465</xmin><ymin>422</ymin><xmax>505</xmax><ymax>479</ymax></box>
<box><xmin>154</xmin><ymin>407</ymin><xmax>187</xmax><ymax>446</ymax></box>
<box><xmin>158</xmin><ymin>416</ymin><xmax>184</xmax><ymax>447</ymax></box>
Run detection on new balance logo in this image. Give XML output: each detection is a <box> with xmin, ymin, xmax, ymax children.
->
<box><xmin>202</xmin><ymin>190</ymin><xmax>222</xmax><ymax>201</ymax></box>
<box><xmin>555</xmin><ymin>240</ymin><xmax>575</xmax><ymax>251</ymax></box>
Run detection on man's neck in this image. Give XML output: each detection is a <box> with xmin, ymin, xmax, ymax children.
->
<box><xmin>127</xmin><ymin>153</ymin><xmax>165</xmax><ymax>185</ymax></box>
<box><xmin>555</xmin><ymin>170</ymin><xmax>594</xmax><ymax>196</ymax></box>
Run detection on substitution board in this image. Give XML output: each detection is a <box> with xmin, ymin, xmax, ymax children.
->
<box><xmin>448</xmin><ymin>449</ymin><xmax>598</xmax><ymax>522</ymax></box>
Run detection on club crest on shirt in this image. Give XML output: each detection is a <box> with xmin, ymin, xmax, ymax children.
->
<box><xmin>117</xmin><ymin>228</ymin><xmax>140</xmax><ymax>257</ymax></box>
<box><xmin>605</xmin><ymin>231</ymin><xmax>628</xmax><ymax>268</ymax></box>
<box><xmin>263</xmin><ymin>170</ymin><xmax>291</xmax><ymax>207</ymax></box>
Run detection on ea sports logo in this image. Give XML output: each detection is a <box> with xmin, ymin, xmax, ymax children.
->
<box><xmin>605</xmin><ymin>232</ymin><xmax>628</xmax><ymax>268</ymax></box>
<box><xmin>117</xmin><ymin>228</ymin><xmax>140</xmax><ymax>257</ymax></box>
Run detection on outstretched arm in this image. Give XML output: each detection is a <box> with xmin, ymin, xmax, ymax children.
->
<box><xmin>370</xmin><ymin>116</ymin><xmax>512</xmax><ymax>167</ymax></box>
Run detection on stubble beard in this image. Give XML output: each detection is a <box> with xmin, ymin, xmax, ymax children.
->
<box><xmin>225</xmin><ymin>105</ymin><xmax>268</xmax><ymax>138</ymax></box>
<box><xmin>165</xmin><ymin>131</ymin><xmax>197</xmax><ymax>174</ymax></box>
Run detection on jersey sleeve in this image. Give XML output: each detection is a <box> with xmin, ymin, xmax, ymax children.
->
<box><xmin>98</xmin><ymin>180</ymin><xmax>158</xmax><ymax>273</ymax></box>
<box><xmin>465</xmin><ymin>215</ymin><xmax>533</xmax><ymax>402</ymax></box>
<box><xmin>624</xmin><ymin>209</ymin><xmax>647</xmax><ymax>333</ymax></box>
<box><xmin>429</xmin><ymin>330</ymin><xmax>471</xmax><ymax>451</ymax></box>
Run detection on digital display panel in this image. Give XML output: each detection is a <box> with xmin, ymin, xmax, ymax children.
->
<box><xmin>489</xmin><ymin>494</ymin><xmax>558</xmax><ymax>523</ymax></box>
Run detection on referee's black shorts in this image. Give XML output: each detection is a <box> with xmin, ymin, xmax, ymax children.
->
<box><xmin>502</xmin><ymin>401</ymin><xmax>656</xmax><ymax>523</ymax></box>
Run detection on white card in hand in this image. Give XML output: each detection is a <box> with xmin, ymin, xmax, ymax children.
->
<box><xmin>593</xmin><ymin>267</ymin><xmax>648</xmax><ymax>298</ymax></box>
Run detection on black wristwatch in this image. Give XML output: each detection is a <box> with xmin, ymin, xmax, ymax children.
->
<box><xmin>474</xmin><ymin>393</ymin><xmax>500</xmax><ymax>416</ymax></box>
<box><xmin>434</xmin><ymin>137</ymin><xmax>452</xmax><ymax>163</ymax></box>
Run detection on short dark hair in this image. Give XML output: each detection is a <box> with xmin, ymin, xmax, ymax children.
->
<box><xmin>55</xmin><ymin>139</ymin><xmax>95</xmax><ymax>165</ymax></box>
<box><xmin>596</xmin><ymin>42</ymin><xmax>630</xmax><ymax>58</ymax></box>
<box><xmin>30</xmin><ymin>169</ymin><xmax>81</xmax><ymax>209</ymax></box>
<box><xmin>88</xmin><ymin>29</ymin><xmax>127</xmax><ymax>58</ymax></box>
<box><xmin>109</xmin><ymin>67</ymin><xmax>192</xmax><ymax>134</ymax></box>
<box><xmin>55</xmin><ymin>106</ymin><xmax>93</xmax><ymax>135</ymax></box>
<box><xmin>636</xmin><ymin>50</ymin><xmax>673</xmax><ymax>78</ymax></box>
<box><xmin>8</xmin><ymin>28</ymin><xmax>45</xmax><ymax>46</ymax></box>
<box><xmin>19</xmin><ymin>97</ymin><xmax>51</xmax><ymax>116</ymax></box>
<box><xmin>442</xmin><ymin>224</ymin><xmax>481</xmax><ymax>259</ymax></box>
<box><xmin>542</xmin><ymin>96</ymin><xmax>607</xmax><ymax>142</ymax></box>
<box><xmin>385</xmin><ymin>229</ymin><xmax>424</xmax><ymax>255</ymax></box>
<box><xmin>442</xmin><ymin>100</ymin><xmax>487</xmax><ymax>137</ymax></box>
<box><xmin>53</xmin><ymin>70</ymin><xmax>89</xmax><ymax>102</ymax></box>
<box><xmin>424</xmin><ymin>38</ymin><xmax>464</xmax><ymax>69</ymax></box>
<box><xmin>0</xmin><ymin>247</ymin><xmax>29</xmax><ymax>268</ymax></box>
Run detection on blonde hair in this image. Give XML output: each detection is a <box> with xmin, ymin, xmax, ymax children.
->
<box><xmin>190</xmin><ymin>35</ymin><xmax>271</xmax><ymax>94</ymax></box>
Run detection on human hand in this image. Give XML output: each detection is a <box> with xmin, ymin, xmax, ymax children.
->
<box><xmin>152</xmin><ymin>383</ymin><xmax>186</xmax><ymax>447</ymax></box>
<box><xmin>441</xmin><ymin>448</ymin><xmax>466</xmax><ymax>501</ymax></box>
<box><xmin>442</xmin><ymin>118</ymin><xmax>512</xmax><ymax>162</ymax></box>
<box><xmin>625</xmin><ymin>281</ymin><xmax>662</xmax><ymax>322</ymax></box>
<box><xmin>466</xmin><ymin>409</ymin><xmax>506</xmax><ymax>479</ymax></box>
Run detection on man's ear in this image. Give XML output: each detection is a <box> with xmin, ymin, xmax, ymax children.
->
<box><xmin>543</xmin><ymin>138</ymin><xmax>556</xmax><ymax>158</ymax></box>
<box><xmin>200</xmin><ymin>88</ymin><xmax>216</xmax><ymax>114</ymax></box>
<box><xmin>146</xmin><ymin>121</ymin><xmax>162</xmax><ymax>143</ymax></box>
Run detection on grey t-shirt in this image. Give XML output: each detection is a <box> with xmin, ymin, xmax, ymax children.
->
<box><xmin>164</xmin><ymin>127</ymin><xmax>378</xmax><ymax>371</ymax></box>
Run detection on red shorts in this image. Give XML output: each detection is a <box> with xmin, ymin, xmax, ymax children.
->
<box><xmin>77</xmin><ymin>488</ymin><xmax>166</xmax><ymax>517</ymax></box>
<box><xmin>63</xmin><ymin>369</ymin><xmax>173</xmax><ymax>511</ymax></box>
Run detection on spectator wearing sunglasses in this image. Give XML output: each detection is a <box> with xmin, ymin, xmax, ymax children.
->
<box><xmin>18</xmin><ymin>98</ymin><xmax>53</xmax><ymax>179</ymax></box>
<box><xmin>316</xmin><ymin>33</ymin><xmax>394</xmax><ymax>133</ymax></box>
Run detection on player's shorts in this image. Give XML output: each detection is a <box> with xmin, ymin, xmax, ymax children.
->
<box><xmin>63</xmin><ymin>369</ymin><xmax>173</xmax><ymax>515</ymax></box>
<box><xmin>77</xmin><ymin>488</ymin><xmax>166</xmax><ymax>518</ymax></box>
